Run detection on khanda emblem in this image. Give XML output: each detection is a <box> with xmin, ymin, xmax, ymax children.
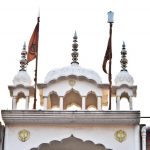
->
<box><xmin>114</xmin><ymin>130</ymin><xmax>127</xmax><ymax>143</ymax></box>
<box><xmin>27</xmin><ymin>43</ymin><xmax>38</xmax><ymax>62</ymax></box>
<box><xmin>29</xmin><ymin>44</ymin><xmax>37</xmax><ymax>56</ymax></box>
<box><xmin>18</xmin><ymin>129</ymin><xmax>30</xmax><ymax>142</ymax></box>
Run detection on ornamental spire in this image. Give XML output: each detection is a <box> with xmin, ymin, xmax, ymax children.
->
<box><xmin>71</xmin><ymin>31</ymin><xmax>79</xmax><ymax>64</ymax></box>
<box><xmin>20</xmin><ymin>42</ymin><xmax>28</xmax><ymax>71</ymax></box>
<box><xmin>120</xmin><ymin>41</ymin><xmax>128</xmax><ymax>71</ymax></box>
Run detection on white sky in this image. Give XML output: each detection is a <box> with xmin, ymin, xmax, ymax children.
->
<box><xmin>0</xmin><ymin>0</ymin><xmax>150</xmax><ymax>124</ymax></box>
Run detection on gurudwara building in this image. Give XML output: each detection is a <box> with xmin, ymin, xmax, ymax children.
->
<box><xmin>0</xmin><ymin>14</ymin><xmax>150</xmax><ymax>150</ymax></box>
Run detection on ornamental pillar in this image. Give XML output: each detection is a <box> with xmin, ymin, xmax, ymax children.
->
<box><xmin>25</xmin><ymin>96</ymin><xmax>29</xmax><ymax>110</ymax></box>
<box><xmin>129</xmin><ymin>97</ymin><xmax>133</xmax><ymax>110</ymax></box>
<box><xmin>60</xmin><ymin>97</ymin><xmax>63</xmax><ymax>110</ymax></box>
<box><xmin>82</xmin><ymin>97</ymin><xmax>86</xmax><ymax>111</ymax></box>
<box><xmin>43</xmin><ymin>96</ymin><xmax>48</xmax><ymax>110</ymax></box>
<box><xmin>141</xmin><ymin>126</ymin><xmax>146</xmax><ymax>150</ymax></box>
<box><xmin>12</xmin><ymin>96</ymin><xmax>17</xmax><ymax>110</ymax></box>
<box><xmin>97</xmin><ymin>96</ymin><xmax>102</xmax><ymax>110</ymax></box>
<box><xmin>116</xmin><ymin>96</ymin><xmax>120</xmax><ymax>110</ymax></box>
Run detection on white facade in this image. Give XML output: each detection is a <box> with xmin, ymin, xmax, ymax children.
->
<box><xmin>2</xmin><ymin>111</ymin><xmax>140</xmax><ymax>150</ymax></box>
<box><xmin>1</xmin><ymin>32</ymin><xmax>144</xmax><ymax>150</ymax></box>
<box><xmin>1</xmin><ymin>61</ymin><xmax>141</xmax><ymax>150</ymax></box>
<box><xmin>4</xmin><ymin>124</ymin><xmax>140</xmax><ymax>150</ymax></box>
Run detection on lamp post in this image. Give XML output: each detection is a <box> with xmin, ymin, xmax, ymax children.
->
<box><xmin>107</xmin><ymin>11</ymin><xmax>114</xmax><ymax>110</ymax></box>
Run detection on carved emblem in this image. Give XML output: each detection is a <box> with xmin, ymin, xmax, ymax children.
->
<box><xmin>18</xmin><ymin>129</ymin><xmax>30</xmax><ymax>142</ymax></box>
<box><xmin>69</xmin><ymin>79</ymin><xmax>76</xmax><ymax>87</ymax></box>
<box><xmin>114</xmin><ymin>130</ymin><xmax>127</xmax><ymax>143</ymax></box>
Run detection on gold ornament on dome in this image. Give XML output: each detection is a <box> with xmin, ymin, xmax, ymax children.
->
<box><xmin>114</xmin><ymin>130</ymin><xmax>127</xmax><ymax>143</ymax></box>
<box><xmin>18</xmin><ymin>129</ymin><xmax>30</xmax><ymax>142</ymax></box>
<box><xmin>68</xmin><ymin>79</ymin><xmax>76</xmax><ymax>87</ymax></box>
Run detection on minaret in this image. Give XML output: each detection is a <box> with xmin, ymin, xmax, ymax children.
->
<box><xmin>71</xmin><ymin>31</ymin><xmax>79</xmax><ymax>65</ymax></box>
<box><xmin>114</xmin><ymin>42</ymin><xmax>137</xmax><ymax>110</ymax></box>
<box><xmin>8</xmin><ymin>43</ymin><xmax>34</xmax><ymax>110</ymax></box>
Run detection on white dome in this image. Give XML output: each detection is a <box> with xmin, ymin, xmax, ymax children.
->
<box><xmin>115</xmin><ymin>71</ymin><xmax>134</xmax><ymax>86</ymax></box>
<box><xmin>13</xmin><ymin>71</ymin><xmax>31</xmax><ymax>86</ymax></box>
<box><xmin>44</xmin><ymin>63</ymin><xmax>102</xmax><ymax>84</ymax></box>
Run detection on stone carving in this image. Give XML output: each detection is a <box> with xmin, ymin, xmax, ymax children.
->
<box><xmin>30</xmin><ymin>134</ymin><xmax>111</xmax><ymax>150</ymax></box>
<box><xmin>114</xmin><ymin>130</ymin><xmax>127</xmax><ymax>143</ymax></box>
<box><xmin>18</xmin><ymin>129</ymin><xmax>30</xmax><ymax>142</ymax></box>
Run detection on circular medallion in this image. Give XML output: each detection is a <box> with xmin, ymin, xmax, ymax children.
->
<box><xmin>68</xmin><ymin>79</ymin><xmax>76</xmax><ymax>87</ymax></box>
<box><xmin>18</xmin><ymin>129</ymin><xmax>30</xmax><ymax>142</ymax></box>
<box><xmin>114</xmin><ymin>130</ymin><xmax>127</xmax><ymax>143</ymax></box>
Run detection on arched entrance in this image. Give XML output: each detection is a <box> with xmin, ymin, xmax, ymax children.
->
<box><xmin>30</xmin><ymin>135</ymin><xmax>112</xmax><ymax>150</ymax></box>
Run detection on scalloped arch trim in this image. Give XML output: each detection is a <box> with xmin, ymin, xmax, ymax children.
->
<box><xmin>30</xmin><ymin>135</ymin><xmax>111</xmax><ymax>150</ymax></box>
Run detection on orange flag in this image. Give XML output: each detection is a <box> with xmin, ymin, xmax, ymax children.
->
<box><xmin>27</xmin><ymin>18</ymin><xmax>39</xmax><ymax>62</ymax></box>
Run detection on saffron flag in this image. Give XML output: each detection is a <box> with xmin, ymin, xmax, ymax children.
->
<box><xmin>102</xmin><ymin>24</ymin><xmax>112</xmax><ymax>74</ymax></box>
<box><xmin>27</xmin><ymin>18</ymin><xmax>39</xmax><ymax>62</ymax></box>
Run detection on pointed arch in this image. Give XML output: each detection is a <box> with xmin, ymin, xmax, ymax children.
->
<box><xmin>16</xmin><ymin>92</ymin><xmax>26</xmax><ymax>102</ymax></box>
<box><xmin>120</xmin><ymin>91</ymin><xmax>130</xmax><ymax>100</ymax></box>
<box><xmin>120</xmin><ymin>92</ymin><xmax>130</xmax><ymax>110</ymax></box>
<box><xmin>64</xmin><ymin>89</ymin><xmax>82</xmax><ymax>110</ymax></box>
<box><xmin>86</xmin><ymin>91</ymin><xmax>97</xmax><ymax>110</ymax></box>
<box><xmin>48</xmin><ymin>91</ymin><xmax>59</xmax><ymax>110</ymax></box>
<box><xmin>16</xmin><ymin>92</ymin><xmax>26</xmax><ymax>109</ymax></box>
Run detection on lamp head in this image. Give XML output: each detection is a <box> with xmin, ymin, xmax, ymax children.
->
<box><xmin>107</xmin><ymin>11</ymin><xmax>114</xmax><ymax>23</ymax></box>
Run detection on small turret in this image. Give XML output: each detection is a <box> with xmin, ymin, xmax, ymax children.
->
<box><xmin>115</xmin><ymin>42</ymin><xmax>134</xmax><ymax>86</ymax></box>
<box><xmin>113</xmin><ymin>42</ymin><xmax>137</xmax><ymax>110</ymax></box>
<box><xmin>13</xmin><ymin>43</ymin><xmax>31</xmax><ymax>86</ymax></box>
<box><xmin>8</xmin><ymin>43</ymin><xmax>34</xmax><ymax>110</ymax></box>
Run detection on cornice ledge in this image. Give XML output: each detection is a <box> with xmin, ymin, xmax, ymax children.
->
<box><xmin>1</xmin><ymin>110</ymin><xmax>140</xmax><ymax>125</ymax></box>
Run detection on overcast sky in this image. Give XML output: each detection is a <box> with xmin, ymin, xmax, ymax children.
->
<box><xmin>0</xmin><ymin>0</ymin><xmax>150</xmax><ymax>124</ymax></box>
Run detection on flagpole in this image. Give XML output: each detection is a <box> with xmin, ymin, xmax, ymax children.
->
<box><xmin>108</xmin><ymin>23</ymin><xmax>112</xmax><ymax>110</ymax></box>
<box><xmin>107</xmin><ymin>11</ymin><xmax>114</xmax><ymax>110</ymax></box>
<box><xmin>33</xmin><ymin>16</ymin><xmax>40</xmax><ymax>109</ymax></box>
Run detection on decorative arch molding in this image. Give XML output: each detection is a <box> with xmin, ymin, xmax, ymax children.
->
<box><xmin>64</xmin><ymin>88</ymin><xmax>81</xmax><ymax>96</ymax></box>
<box><xmin>87</xmin><ymin>90</ymin><xmax>97</xmax><ymax>95</ymax></box>
<box><xmin>30</xmin><ymin>135</ymin><xmax>111</xmax><ymax>150</ymax></box>
<box><xmin>116</xmin><ymin>87</ymin><xmax>133</xmax><ymax>98</ymax></box>
<box><xmin>48</xmin><ymin>91</ymin><xmax>58</xmax><ymax>96</ymax></box>
<box><xmin>120</xmin><ymin>91</ymin><xmax>130</xmax><ymax>100</ymax></box>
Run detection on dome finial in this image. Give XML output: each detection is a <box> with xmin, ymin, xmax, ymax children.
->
<box><xmin>122</xmin><ymin>41</ymin><xmax>125</xmax><ymax>49</ymax></box>
<box><xmin>20</xmin><ymin>42</ymin><xmax>28</xmax><ymax>71</ymax></box>
<box><xmin>120</xmin><ymin>41</ymin><xmax>128</xmax><ymax>71</ymax></box>
<box><xmin>74</xmin><ymin>30</ymin><xmax>77</xmax><ymax>39</ymax></box>
<box><xmin>71</xmin><ymin>31</ymin><xmax>79</xmax><ymax>65</ymax></box>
